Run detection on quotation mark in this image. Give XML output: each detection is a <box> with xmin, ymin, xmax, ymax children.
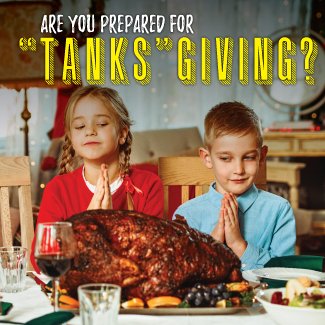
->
<box><xmin>156</xmin><ymin>37</ymin><xmax>173</xmax><ymax>51</ymax></box>
<box><xmin>19</xmin><ymin>37</ymin><xmax>36</xmax><ymax>51</ymax></box>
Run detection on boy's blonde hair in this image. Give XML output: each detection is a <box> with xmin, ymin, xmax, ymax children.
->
<box><xmin>59</xmin><ymin>85</ymin><xmax>134</xmax><ymax>175</ymax></box>
<box><xmin>204</xmin><ymin>101</ymin><xmax>263</xmax><ymax>151</ymax></box>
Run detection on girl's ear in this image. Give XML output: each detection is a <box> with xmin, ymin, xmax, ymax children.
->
<box><xmin>199</xmin><ymin>147</ymin><xmax>213</xmax><ymax>169</ymax></box>
<box><xmin>119</xmin><ymin>127</ymin><xmax>129</xmax><ymax>145</ymax></box>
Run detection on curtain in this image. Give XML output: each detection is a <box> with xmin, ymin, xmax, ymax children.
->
<box><xmin>0</xmin><ymin>0</ymin><xmax>312</xmax><ymax>206</ymax></box>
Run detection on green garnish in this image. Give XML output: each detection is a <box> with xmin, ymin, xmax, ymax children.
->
<box><xmin>240</xmin><ymin>291</ymin><xmax>254</xmax><ymax>305</ymax></box>
<box><xmin>226</xmin><ymin>300</ymin><xmax>232</xmax><ymax>307</ymax></box>
<box><xmin>178</xmin><ymin>301</ymin><xmax>191</xmax><ymax>308</ymax></box>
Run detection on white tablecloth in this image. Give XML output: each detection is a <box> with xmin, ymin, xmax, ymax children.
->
<box><xmin>0</xmin><ymin>272</ymin><xmax>278</xmax><ymax>325</ymax></box>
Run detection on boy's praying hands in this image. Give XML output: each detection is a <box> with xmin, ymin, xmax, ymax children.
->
<box><xmin>211</xmin><ymin>193</ymin><xmax>247</xmax><ymax>258</ymax></box>
<box><xmin>223</xmin><ymin>193</ymin><xmax>247</xmax><ymax>258</ymax></box>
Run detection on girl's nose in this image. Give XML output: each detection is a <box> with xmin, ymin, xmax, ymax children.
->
<box><xmin>85</xmin><ymin>125</ymin><xmax>96</xmax><ymax>136</ymax></box>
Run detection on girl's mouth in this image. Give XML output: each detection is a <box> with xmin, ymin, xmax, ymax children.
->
<box><xmin>84</xmin><ymin>142</ymin><xmax>99</xmax><ymax>145</ymax></box>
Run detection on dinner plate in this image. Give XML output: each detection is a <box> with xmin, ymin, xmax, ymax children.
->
<box><xmin>63</xmin><ymin>304</ymin><xmax>261</xmax><ymax>316</ymax></box>
<box><xmin>119</xmin><ymin>304</ymin><xmax>260</xmax><ymax>315</ymax></box>
<box><xmin>252</xmin><ymin>267</ymin><xmax>325</xmax><ymax>281</ymax></box>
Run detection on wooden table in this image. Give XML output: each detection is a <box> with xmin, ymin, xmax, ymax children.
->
<box><xmin>263</xmin><ymin>131</ymin><xmax>325</xmax><ymax>157</ymax></box>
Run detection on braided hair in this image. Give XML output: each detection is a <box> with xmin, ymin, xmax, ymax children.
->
<box><xmin>59</xmin><ymin>85</ymin><xmax>134</xmax><ymax>176</ymax></box>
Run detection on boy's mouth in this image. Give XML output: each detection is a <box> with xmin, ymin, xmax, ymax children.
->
<box><xmin>231</xmin><ymin>178</ymin><xmax>247</xmax><ymax>183</ymax></box>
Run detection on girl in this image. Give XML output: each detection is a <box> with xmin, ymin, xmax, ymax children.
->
<box><xmin>31</xmin><ymin>85</ymin><xmax>164</xmax><ymax>272</ymax></box>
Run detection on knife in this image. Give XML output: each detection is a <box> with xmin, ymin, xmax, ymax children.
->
<box><xmin>27</xmin><ymin>272</ymin><xmax>47</xmax><ymax>287</ymax></box>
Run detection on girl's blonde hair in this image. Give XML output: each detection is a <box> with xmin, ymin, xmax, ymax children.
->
<box><xmin>59</xmin><ymin>85</ymin><xmax>134</xmax><ymax>176</ymax></box>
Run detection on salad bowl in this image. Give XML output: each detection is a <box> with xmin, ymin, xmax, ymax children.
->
<box><xmin>256</xmin><ymin>287</ymin><xmax>325</xmax><ymax>325</ymax></box>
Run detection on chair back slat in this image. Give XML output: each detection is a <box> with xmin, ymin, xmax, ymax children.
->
<box><xmin>159</xmin><ymin>157</ymin><xmax>267</xmax><ymax>220</ymax></box>
<box><xmin>18</xmin><ymin>185</ymin><xmax>34</xmax><ymax>270</ymax></box>
<box><xmin>163</xmin><ymin>186</ymin><xmax>169</xmax><ymax>220</ymax></box>
<box><xmin>0</xmin><ymin>157</ymin><xmax>34</xmax><ymax>271</ymax></box>
<box><xmin>181</xmin><ymin>186</ymin><xmax>189</xmax><ymax>204</ymax></box>
<box><xmin>195</xmin><ymin>186</ymin><xmax>203</xmax><ymax>197</ymax></box>
<box><xmin>0</xmin><ymin>186</ymin><xmax>13</xmax><ymax>246</ymax></box>
<box><xmin>0</xmin><ymin>157</ymin><xmax>31</xmax><ymax>186</ymax></box>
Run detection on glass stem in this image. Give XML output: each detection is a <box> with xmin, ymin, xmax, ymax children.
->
<box><xmin>53</xmin><ymin>278</ymin><xmax>59</xmax><ymax>312</ymax></box>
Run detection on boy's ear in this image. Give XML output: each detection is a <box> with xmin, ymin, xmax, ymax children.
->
<box><xmin>199</xmin><ymin>147</ymin><xmax>213</xmax><ymax>169</ymax></box>
<box><xmin>259</xmin><ymin>145</ymin><xmax>268</xmax><ymax>167</ymax></box>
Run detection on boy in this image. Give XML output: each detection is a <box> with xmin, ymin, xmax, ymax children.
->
<box><xmin>173</xmin><ymin>102</ymin><xmax>296</xmax><ymax>271</ymax></box>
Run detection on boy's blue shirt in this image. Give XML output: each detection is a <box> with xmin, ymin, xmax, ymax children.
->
<box><xmin>173</xmin><ymin>183</ymin><xmax>296</xmax><ymax>271</ymax></box>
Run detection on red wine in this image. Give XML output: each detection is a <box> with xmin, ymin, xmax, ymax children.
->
<box><xmin>36</xmin><ymin>255</ymin><xmax>72</xmax><ymax>278</ymax></box>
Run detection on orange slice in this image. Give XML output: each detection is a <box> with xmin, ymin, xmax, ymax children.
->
<box><xmin>147</xmin><ymin>296</ymin><xmax>182</xmax><ymax>308</ymax></box>
<box><xmin>121</xmin><ymin>298</ymin><xmax>145</xmax><ymax>309</ymax></box>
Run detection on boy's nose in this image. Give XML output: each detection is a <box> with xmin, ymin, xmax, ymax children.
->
<box><xmin>234</xmin><ymin>161</ymin><xmax>245</xmax><ymax>174</ymax></box>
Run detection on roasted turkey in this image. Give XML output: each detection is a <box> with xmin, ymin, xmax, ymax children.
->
<box><xmin>59</xmin><ymin>209</ymin><xmax>243</xmax><ymax>301</ymax></box>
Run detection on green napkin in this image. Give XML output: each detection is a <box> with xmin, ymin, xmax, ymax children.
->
<box><xmin>261</xmin><ymin>255</ymin><xmax>325</xmax><ymax>289</ymax></box>
<box><xmin>1</xmin><ymin>302</ymin><xmax>13</xmax><ymax>315</ymax></box>
<box><xmin>24</xmin><ymin>312</ymin><xmax>75</xmax><ymax>325</ymax></box>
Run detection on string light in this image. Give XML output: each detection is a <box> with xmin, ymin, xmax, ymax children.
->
<box><xmin>316</xmin><ymin>12</ymin><xmax>322</xmax><ymax>18</ymax></box>
<box><xmin>158</xmin><ymin>73</ymin><xmax>162</xmax><ymax>77</ymax></box>
<box><xmin>275</xmin><ymin>103</ymin><xmax>280</xmax><ymax>108</ymax></box>
<box><xmin>312</xmin><ymin>113</ymin><xmax>317</xmax><ymax>118</ymax></box>
<box><xmin>163</xmin><ymin>104</ymin><xmax>168</xmax><ymax>109</ymax></box>
<box><xmin>278</xmin><ymin>18</ymin><xmax>283</xmax><ymax>23</ymax></box>
<box><xmin>264</xmin><ymin>128</ymin><xmax>269</xmax><ymax>132</ymax></box>
<box><xmin>31</xmin><ymin>141</ymin><xmax>35</xmax><ymax>145</ymax></box>
<box><xmin>44</xmin><ymin>94</ymin><xmax>49</xmax><ymax>99</ymax></box>
<box><xmin>164</xmin><ymin>118</ymin><xmax>169</xmax><ymax>123</ymax></box>
<box><xmin>31</xmin><ymin>161</ymin><xmax>35</xmax><ymax>166</ymax></box>
<box><xmin>270</xmin><ymin>125</ymin><xmax>275</xmax><ymax>131</ymax></box>
<box><xmin>40</xmin><ymin>184</ymin><xmax>45</xmax><ymax>188</ymax></box>
<box><xmin>151</xmin><ymin>88</ymin><xmax>156</xmax><ymax>93</ymax></box>
<box><xmin>316</xmin><ymin>126</ymin><xmax>321</xmax><ymax>131</ymax></box>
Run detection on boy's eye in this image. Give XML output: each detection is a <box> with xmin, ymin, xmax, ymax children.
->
<box><xmin>220</xmin><ymin>157</ymin><xmax>230</xmax><ymax>161</ymax></box>
<box><xmin>97</xmin><ymin>123</ymin><xmax>108</xmax><ymax>127</ymax></box>
<box><xmin>244</xmin><ymin>156</ymin><xmax>256</xmax><ymax>160</ymax></box>
<box><xmin>74</xmin><ymin>125</ymin><xmax>84</xmax><ymax>130</ymax></box>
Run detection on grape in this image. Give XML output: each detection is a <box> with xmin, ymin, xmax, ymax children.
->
<box><xmin>211</xmin><ymin>287</ymin><xmax>220</xmax><ymax>296</ymax></box>
<box><xmin>185</xmin><ymin>291</ymin><xmax>195</xmax><ymax>302</ymax></box>
<box><xmin>194</xmin><ymin>295</ymin><xmax>203</xmax><ymax>306</ymax></box>
<box><xmin>204</xmin><ymin>287</ymin><xmax>211</xmax><ymax>293</ymax></box>
<box><xmin>195</xmin><ymin>291</ymin><xmax>204</xmax><ymax>300</ymax></box>
<box><xmin>209</xmin><ymin>297</ymin><xmax>217</xmax><ymax>307</ymax></box>
<box><xmin>195</xmin><ymin>283</ymin><xmax>205</xmax><ymax>290</ymax></box>
<box><xmin>216</xmin><ymin>296</ymin><xmax>223</xmax><ymax>302</ymax></box>
<box><xmin>190</xmin><ymin>287</ymin><xmax>198</xmax><ymax>293</ymax></box>
<box><xmin>222</xmin><ymin>291</ymin><xmax>230</xmax><ymax>300</ymax></box>
<box><xmin>216</xmin><ymin>283</ymin><xmax>226</xmax><ymax>292</ymax></box>
<box><xmin>203</xmin><ymin>291</ymin><xmax>211</xmax><ymax>302</ymax></box>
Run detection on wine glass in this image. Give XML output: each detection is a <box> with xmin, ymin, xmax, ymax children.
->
<box><xmin>34</xmin><ymin>222</ymin><xmax>76</xmax><ymax>311</ymax></box>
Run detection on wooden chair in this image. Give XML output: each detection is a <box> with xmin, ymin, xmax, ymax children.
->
<box><xmin>0</xmin><ymin>157</ymin><xmax>34</xmax><ymax>270</ymax></box>
<box><xmin>158</xmin><ymin>157</ymin><xmax>266</xmax><ymax>220</ymax></box>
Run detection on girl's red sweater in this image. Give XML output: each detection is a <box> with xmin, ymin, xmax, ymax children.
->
<box><xmin>31</xmin><ymin>166</ymin><xmax>164</xmax><ymax>272</ymax></box>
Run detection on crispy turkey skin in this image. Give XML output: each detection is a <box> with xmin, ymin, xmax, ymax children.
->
<box><xmin>60</xmin><ymin>209</ymin><xmax>242</xmax><ymax>301</ymax></box>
